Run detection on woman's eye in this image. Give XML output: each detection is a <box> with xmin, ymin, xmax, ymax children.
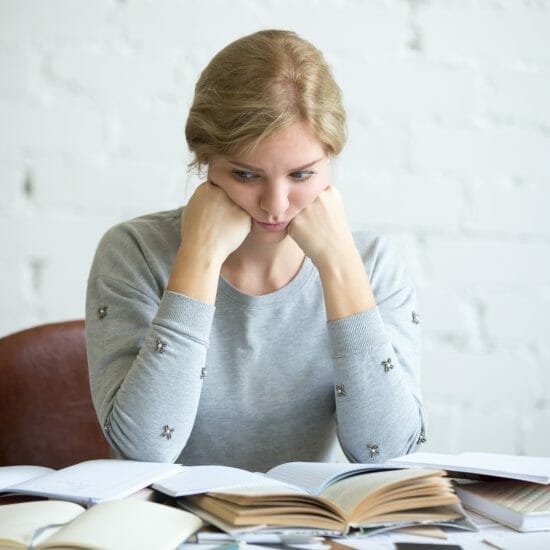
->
<box><xmin>290</xmin><ymin>171</ymin><xmax>315</xmax><ymax>181</ymax></box>
<box><xmin>232</xmin><ymin>170</ymin><xmax>259</xmax><ymax>183</ymax></box>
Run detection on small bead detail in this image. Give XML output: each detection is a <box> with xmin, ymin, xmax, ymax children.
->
<box><xmin>161</xmin><ymin>425</ymin><xmax>174</xmax><ymax>440</ymax></box>
<box><xmin>417</xmin><ymin>429</ymin><xmax>427</xmax><ymax>444</ymax></box>
<box><xmin>335</xmin><ymin>384</ymin><xmax>347</xmax><ymax>397</ymax></box>
<box><xmin>367</xmin><ymin>443</ymin><xmax>380</xmax><ymax>459</ymax></box>
<box><xmin>155</xmin><ymin>338</ymin><xmax>167</xmax><ymax>354</ymax></box>
<box><xmin>200</xmin><ymin>367</ymin><xmax>207</xmax><ymax>379</ymax></box>
<box><xmin>98</xmin><ymin>305</ymin><xmax>108</xmax><ymax>319</ymax></box>
<box><xmin>382</xmin><ymin>358</ymin><xmax>394</xmax><ymax>372</ymax></box>
<box><xmin>412</xmin><ymin>311</ymin><xmax>420</xmax><ymax>325</ymax></box>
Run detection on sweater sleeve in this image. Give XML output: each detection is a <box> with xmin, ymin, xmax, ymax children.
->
<box><xmin>328</xmin><ymin>235</ymin><xmax>425</xmax><ymax>463</ymax></box>
<box><xmin>86</xmin><ymin>224</ymin><xmax>215</xmax><ymax>462</ymax></box>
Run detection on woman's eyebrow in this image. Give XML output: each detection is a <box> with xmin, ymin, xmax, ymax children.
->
<box><xmin>228</xmin><ymin>158</ymin><xmax>324</xmax><ymax>172</ymax></box>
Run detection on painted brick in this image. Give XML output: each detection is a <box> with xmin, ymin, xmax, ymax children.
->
<box><xmin>49</xmin><ymin>49</ymin><xmax>180</xmax><ymax>101</ymax></box>
<box><xmin>341</xmin><ymin>116</ymin><xmax>408</xmax><ymax>174</ymax></box>
<box><xmin>410</xmin><ymin>122</ymin><xmax>550</xmax><ymax>179</ymax></box>
<box><xmin>453</xmin><ymin>406</ymin><xmax>518</xmax><ymax>454</ymax></box>
<box><xmin>483</xmin><ymin>290</ymin><xmax>550</xmax><ymax>344</ymax></box>
<box><xmin>420</xmin><ymin>402</ymin><xmax>458</xmax><ymax>452</ymax></box>
<box><xmin>484</xmin><ymin>68</ymin><xmax>550</xmax><ymax>125</ymax></box>
<box><xmin>0</xmin><ymin>0</ymin><xmax>116</xmax><ymax>47</ymax></box>
<box><xmin>464</xmin><ymin>181</ymin><xmax>550</xmax><ymax>237</ymax></box>
<box><xmin>342</xmin><ymin>174</ymin><xmax>463</xmax><ymax>231</ymax></box>
<box><xmin>121</xmin><ymin>0</ymin><xmax>410</xmax><ymax>56</ymax></box>
<box><xmin>31</xmin><ymin>155</ymin><xmax>181</xmax><ymax>219</ymax></box>
<box><xmin>422</xmin><ymin>341</ymin><xmax>532</xmax><ymax>409</ymax></box>
<box><xmin>523</xmin><ymin>406</ymin><xmax>550</xmax><ymax>456</ymax></box>
<box><xmin>0</xmin><ymin>51</ymin><xmax>33</xmax><ymax>98</ymax></box>
<box><xmin>0</xmin><ymin>98</ymin><xmax>106</xmax><ymax>154</ymax></box>
<box><xmin>417</xmin><ymin>286</ymin><xmax>480</xmax><ymax>344</ymax></box>
<box><xmin>0</xmin><ymin>159</ymin><xmax>25</xmax><ymax>214</ymax></box>
<box><xmin>112</xmin><ymin>102</ymin><xmax>188</xmax><ymax>157</ymax></box>
<box><xmin>336</xmin><ymin>56</ymin><xmax>478</xmax><ymax>122</ymax></box>
<box><xmin>424</xmin><ymin>237</ymin><xmax>550</xmax><ymax>287</ymax></box>
<box><xmin>417</xmin><ymin>1</ymin><xmax>550</xmax><ymax>65</ymax></box>
<box><xmin>121</xmin><ymin>0</ymin><xmax>266</xmax><ymax>52</ymax></box>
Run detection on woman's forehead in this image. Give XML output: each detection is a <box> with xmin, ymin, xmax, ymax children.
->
<box><xmin>224</xmin><ymin>122</ymin><xmax>326</xmax><ymax>169</ymax></box>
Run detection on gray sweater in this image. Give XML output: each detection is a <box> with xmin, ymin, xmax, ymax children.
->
<box><xmin>86</xmin><ymin>207</ymin><xmax>425</xmax><ymax>472</ymax></box>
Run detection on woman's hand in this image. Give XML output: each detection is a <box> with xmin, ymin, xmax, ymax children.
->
<box><xmin>288</xmin><ymin>186</ymin><xmax>376</xmax><ymax>319</ymax></box>
<box><xmin>167</xmin><ymin>182</ymin><xmax>251</xmax><ymax>304</ymax></box>
<box><xmin>288</xmin><ymin>186</ymin><xmax>356</xmax><ymax>269</ymax></box>
<box><xmin>180</xmin><ymin>181</ymin><xmax>252</xmax><ymax>265</ymax></box>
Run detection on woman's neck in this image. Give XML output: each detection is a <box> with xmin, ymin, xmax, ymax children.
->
<box><xmin>221</xmin><ymin>235</ymin><xmax>305</xmax><ymax>296</ymax></box>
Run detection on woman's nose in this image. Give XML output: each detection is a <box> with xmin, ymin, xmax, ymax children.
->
<box><xmin>259</xmin><ymin>183</ymin><xmax>289</xmax><ymax>219</ymax></box>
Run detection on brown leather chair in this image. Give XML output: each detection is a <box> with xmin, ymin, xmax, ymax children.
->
<box><xmin>0</xmin><ymin>320</ymin><xmax>110</xmax><ymax>469</ymax></box>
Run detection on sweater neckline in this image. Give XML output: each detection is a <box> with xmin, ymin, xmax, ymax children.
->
<box><xmin>217</xmin><ymin>256</ymin><xmax>316</xmax><ymax>308</ymax></box>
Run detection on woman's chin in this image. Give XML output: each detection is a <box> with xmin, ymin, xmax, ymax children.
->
<box><xmin>249</xmin><ymin>227</ymin><xmax>288</xmax><ymax>244</ymax></box>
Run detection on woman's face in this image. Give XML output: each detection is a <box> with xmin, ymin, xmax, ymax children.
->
<box><xmin>207</xmin><ymin>121</ymin><xmax>330</xmax><ymax>243</ymax></box>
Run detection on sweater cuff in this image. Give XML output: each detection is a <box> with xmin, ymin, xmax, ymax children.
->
<box><xmin>154</xmin><ymin>290</ymin><xmax>215</xmax><ymax>342</ymax></box>
<box><xmin>327</xmin><ymin>307</ymin><xmax>389</xmax><ymax>358</ymax></box>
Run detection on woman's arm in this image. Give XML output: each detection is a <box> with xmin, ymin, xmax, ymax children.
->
<box><xmin>289</xmin><ymin>188</ymin><xmax>425</xmax><ymax>462</ymax></box>
<box><xmin>87</xmin><ymin>183</ymin><xmax>251</xmax><ymax>463</ymax></box>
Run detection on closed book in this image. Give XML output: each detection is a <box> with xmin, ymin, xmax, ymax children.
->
<box><xmin>455</xmin><ymin>479</ymin><xmax>550</xmax><ymax>532</ymax></box>
<box><xmin>0</xmin><ymin>498</ymin><xmax>203</xmax><ymax>550</ymax></box>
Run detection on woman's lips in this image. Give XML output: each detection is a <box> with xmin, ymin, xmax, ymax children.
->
<box><xmin>254</xmin><ymin>220</ymin><xmax>289</xmax><ymax>232</ymax></box>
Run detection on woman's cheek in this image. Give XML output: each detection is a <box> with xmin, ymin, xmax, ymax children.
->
<box><xmin>297</xmin><ymin>180</ymin><xmax>326</xmax><ymax>209</ymax></box>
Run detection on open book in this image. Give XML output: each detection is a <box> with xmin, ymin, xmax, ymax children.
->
<box><xmin>387</xmin><ymin>452</ymin><xmax>550</xmax><ymax>484</ymax></box>
<box><xmin>0</xmin><ymin>498</ymin><xmax>203</xmax><ymax>550</ymax></box>
<box><xmin>0</xmin><ymin>460</ymin><xmax>183</xmax><ymax>505</ymax></box>
<box><xmin>454</xmin><ymin>479</ymin><xmax>550</xmax><ymax>532</ymax></box>
<box><xmin>152</xmin><ymin>461</ymin><xmax>476</xmax><ymax>536</ymax></box>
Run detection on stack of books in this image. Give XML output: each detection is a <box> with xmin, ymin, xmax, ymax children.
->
<box><xmin>0</xmin><ymin>458</ymin><xmax>476</xmax><ymax>547</ymax></box>
<box><xmin>2</xmin><ymin>451</ymin><xmax>549</xmax><ymax>547</ymax></box>
<box><xmin>387</xmin><ymin>451</ymin><xmax>550</xmax><ymax>533</ymax></box>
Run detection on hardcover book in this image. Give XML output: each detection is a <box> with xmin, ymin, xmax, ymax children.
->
<box><xmin>454</xmin><ymin>479</ymin><xmax>550</xmax><ymax>532</ymax></box>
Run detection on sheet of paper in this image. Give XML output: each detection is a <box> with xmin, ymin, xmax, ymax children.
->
<box><xmin>483</xmin><ymin>531</ymin><xmax>550</xmax><ymax>549</ymax></box>
<box><xmin>0</xmin><ymin>465</ymin><xmax>54</xmax><ymax>491</ymax></box>
<box><xmin>153</xmin><ymin>465</ymin><xmax>297</xmax><ymax>497</ymax></box>
<box><xmin>10</xmin><ymin>459</ymin><xmax>183</xmax><ymax>504</ymax></box>
<box><xmin>388</xmin><ymin>452</ymin><xmax>550</xmax><ymax>484</ymax></box>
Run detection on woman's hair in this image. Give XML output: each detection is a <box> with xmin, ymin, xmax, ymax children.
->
<box><xmin>185</xmin><ymin>29</ymin><xmax>347</xmax><ymax>170</ymax></box>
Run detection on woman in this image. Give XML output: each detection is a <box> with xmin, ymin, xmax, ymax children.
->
<box><xmin>86</xmin><ymin>29</ymin><xmax>425</xmax><ymax>471</ymax></box>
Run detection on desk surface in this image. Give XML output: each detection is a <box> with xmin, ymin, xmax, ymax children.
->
<box><xmin>181</xmin><ymin>511</ymin><xmax>550</xmax><ymax>550</ymax></box>
<box><xmin>333</xmin><ymin>512</ymin><xmax>549</xmax><ymax>550</ymax></box>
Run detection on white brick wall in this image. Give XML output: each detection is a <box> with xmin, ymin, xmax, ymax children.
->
<box><xmin>1</xmin><ymin>0</ymin><xmax>549</xmax><ymax>456</ymax></box>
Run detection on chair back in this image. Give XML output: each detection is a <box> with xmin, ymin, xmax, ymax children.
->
<box><xmin>0</xmin><ymin>320</ymin><xmax>110</xmax><ymax>469</ymax></box>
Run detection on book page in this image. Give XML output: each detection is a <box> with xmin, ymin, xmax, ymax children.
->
<box><xmin>457</xmin><ymin>480</ymin><xmax>550</xmax><ymax>514</ymax></box>
<box><xmin>266</xmin><ymin>462</ymin><xmax>394</xmax><ymax>495</ymax></box>
<box><xmin>320</xmin><ymin>468</ymin><xmax>454</xmax><ymax>519</ymax></box>
<box><xmin>0</xmin><ymin>465</ymin><xmax>54</xmax><ymax>492</ymax></box>
<box><xmin>0</xmin><ymin>500</ymin><xmax>84</xmax><ymax>547</ymax></box>
<box><xmin>388</xmin><ymin>452</ymin><xmax>550</xmax><ymax>484</ymax></box>
<box><xmin>39</xmin><ymin>499</ymin><xmax>203</xmax><ymax>550</ymax></box>
<box><xmin>152</xmin><ymin>465</ymin><xmax>300</xmax><ymax>497</ymax></box>
<box><xmin>9</xmin><ymin>459</ymin><xmax>183</xmax><ymax>504</ymax></box>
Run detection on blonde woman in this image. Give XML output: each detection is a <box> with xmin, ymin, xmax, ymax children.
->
<box><xmin>86</xmin><ymin>30</ymin><xmax>425</xmax><ymax>470</ymax></box>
